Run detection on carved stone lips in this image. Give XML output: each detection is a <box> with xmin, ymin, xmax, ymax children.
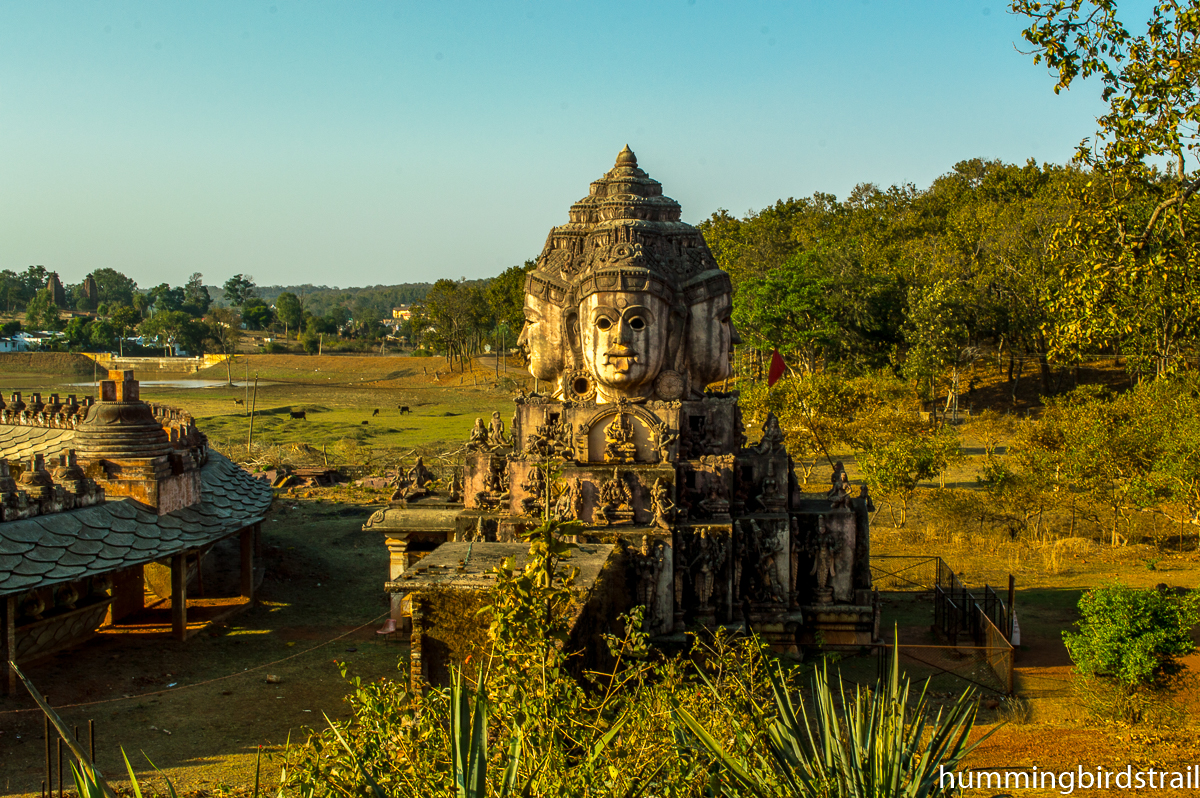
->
<box><xmin>603</xmin><ymin>346</ymin><xmax>639</xmax><ymax>372</ymax></box>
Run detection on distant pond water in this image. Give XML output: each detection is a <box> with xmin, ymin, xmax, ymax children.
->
<box><xmin>69</xmin><ymin>380</ymin><xmax>282</xmax><ymax>389</ymax></box>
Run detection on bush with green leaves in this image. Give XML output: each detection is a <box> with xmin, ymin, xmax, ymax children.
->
<box><xmin>1063</xmin><ymin>583</ymin><xmax>1200</xmax><ymax>687</ymax></box>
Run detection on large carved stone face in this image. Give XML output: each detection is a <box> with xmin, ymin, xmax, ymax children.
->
<box><xmin>580</xmin><ymin>291</ymin><xmax>670</xmax><ymax>402</ymax></box>
<box><xmin>687</xmin><ymin>291</ymin><xmax>742</xmax><ymax>386</ymax></box>
<box><xmin>517</xmin><ymin>294</ymin><xmax>566</xmax><ymax>382</ymax></box>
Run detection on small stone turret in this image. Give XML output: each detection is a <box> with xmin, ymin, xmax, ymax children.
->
<box><xmin>74</xmin><ymin>371</ymin><xmax>202</xmax><ymax>514</ymax></box>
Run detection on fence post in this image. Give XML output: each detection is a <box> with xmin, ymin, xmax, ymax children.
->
<box><xmin>1008</xmin><ymin>574</ymin><xmax>1016</xmax><ymax>640</ymax></box>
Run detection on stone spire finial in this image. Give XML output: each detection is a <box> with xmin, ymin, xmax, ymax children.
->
<box><xmin>615</xmin><ymin>145</ymin><xmax>637</xmax><ymax>168</ymax></box>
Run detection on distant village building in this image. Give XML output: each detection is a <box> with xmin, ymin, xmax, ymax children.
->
<box><xmin>0</xmin><ymin>338</ymin><xmax>27</xmax><ymax>353</ymax></box>
<box><xmin>46</xmin><ymin>273</ymin><xmax>67</xmax><ymax>307</ymax></box>
<box><xmin>392</xmin><ymin>305</ymin><xmax>413</xmax><ymax>320</ymax></box>
<box><xmin>14</xmin><ymin>331</ymin><xmax>55</xmax><ymax>350</ymax></box>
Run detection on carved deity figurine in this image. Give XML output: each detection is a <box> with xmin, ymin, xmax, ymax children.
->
<box><xmin>654</xmin><ymin>423</ymin><xmax>678</xmax><ymax>463</ymax></box>
<box><xmin>603</xmin><ymin>413</ymin><xmax>637</xmax><ymax>463</ymax></box>
<box><xmin>753</xmin><ymin>520</ymin><xmax>786</xmax><ymax>605</ymax></box>
<box><xmin>467</xmin><ymin>418</ymin><xmax>489</xmax><ymax>451</ymax></box>
<box><xmin>408</xmin><ymin>457</ymin><xmax>435</xmax><ymax>489</ymax></box>
<box><xmin>554</xmin><ymin>476</ymin><xmax>583</xmax><ymax>521</ymax></box>
<box><xmin>691</xmin><ymin>528</ymin><xmax>728</xmax><ymax>612</ymax></box>
<box><xmin>810</xmin><ymin>516</ymin><xmax>839</xmax><ymax>592</ymax></box>
<box><xmin>488</xmin><ymin>411</ymin><xmax>507</xmax><ymax>448</ymax></box>
<box><xmin>631</xmin><ymin>535</ymin><xmax>666</xmax><ymax>612</ymax></box>
<box><xmin>827</xmin><ymin>461</ymin><xmax>853</xmax><ymax>509</ymax></box>
<box><xmin>597</xmin><ymin>468</ymin><xmax>633</xmax><ymax>524</ymax></box>
<box><xmin>757</xmin><ymin>460</ymin><xmax>780</xmax><ymax>510</ymax></box>
<box><xmin>756</xmin><ymin>412</ymin><xmax>786</xmax><ymax>454</ymax></box>
<box><xmin>650</xmin><ymin>477</ymin><xmax>675</xmax><ymax>530</ymax></box>
<box><xmin>520</xmin><ymin>465</ymin><xmax>546</xmax><ymax>516</ymax></box>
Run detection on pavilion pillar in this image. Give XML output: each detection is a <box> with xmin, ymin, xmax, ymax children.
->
<box><xmin>170</xmin><ymin>553</ymin><xmax>187</xmax><ymax>641</ymax></box>
<box><xmin>4</xmin><ymin>595</ymin><xmax>16</xmax><ymax>695</ymax></box>
<box><xmin>240</xmin><ymin>526</ymin><xmax>255</xmax><ymax>603</ymax></box>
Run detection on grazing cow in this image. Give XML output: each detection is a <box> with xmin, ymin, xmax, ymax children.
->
<box><xmin>398</xmin><ymin>406</ymin><xmax>410</xmax><ymax>414</ymax></box>
<box><xmin>372</xmin><ymin>408</ymin><xmax>380</xmax><ymax>417</ymax></box>
<box><xmin>233</xmin><ymin>399</ymin><xmax>244</xmax><ymax>406</ymax></box>
<box><xmin>361</xmin><ymin>420</ymin><xmax>369</xmax><ymax>425</ymax></box>
<box><xmin>290</xmin><ymin>410</ymin><xmax>307</xmax><ymax>420</ymax></box>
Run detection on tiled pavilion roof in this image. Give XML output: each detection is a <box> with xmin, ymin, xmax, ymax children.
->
<box><xmin>0</xmin><ymin>450</ymin><xmax>273</xmax><ymax>597</ymax></box>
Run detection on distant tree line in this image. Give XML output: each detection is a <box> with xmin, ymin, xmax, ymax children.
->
<box><xmin>1</xmin><ymin>261</ymin><xmax>534</xmax><ymax>361</ymax></box>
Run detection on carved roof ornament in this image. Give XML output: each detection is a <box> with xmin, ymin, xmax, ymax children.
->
<box><xmin>519</xmin><ymin>147</ymin><xmax>742</xmax><ymax>404</ymax></box>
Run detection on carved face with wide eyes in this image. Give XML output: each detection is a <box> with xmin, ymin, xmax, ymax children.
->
<box><xmin>580</xmin><ymin>291</ymin><xmax>670</xmax><ymax>402</ymax></box>
<box><xmin>517</xmin><ymin>294</ymin><xmax>566</xmax><ymax>382</ymax></box>
<box><xmin>687</xmin><ymin>291</ymin><xmax>742</xmax><ymax>387</ymax></box>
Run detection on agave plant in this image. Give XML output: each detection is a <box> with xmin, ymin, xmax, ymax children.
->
<box><xmin>672</xmin><ymin>642</ymin><xmax>994</xmax><ymax>798</ymax></box>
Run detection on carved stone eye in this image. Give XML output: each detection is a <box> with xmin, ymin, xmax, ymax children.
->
<box><xmin>596</xmin><ymin>317</ymin><xmax>613</xmax><ymax>331</ymax></box>
<box><xmin>628</xmin><ymin>317</ymin><xmax>646</xmax><ymax>331</ymax></box>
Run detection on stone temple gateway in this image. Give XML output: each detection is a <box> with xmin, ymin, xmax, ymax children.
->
<box><xmin>371</xmin><ymin>149</ymin><xmax>878</xmax><ymax>682</ymax></box>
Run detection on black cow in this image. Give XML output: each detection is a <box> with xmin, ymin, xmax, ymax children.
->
<box><xmin>361</xmin><ymin>420</ymin><xmax>369</xmax><ymax>425</ymax></box>
<box><xmin>290</xmin><ymin>410</ymin><xmax>307</xmax><ymax>420</ymax></box>
<box><xmin>372</xmin><ymin>408</ymin><xmax>380</xmax><ymax>417</ymax></box>
<box><xmin>398</xmin><ymin>406</ymin><xmax>411</xmax><ymax>414</ymax></box>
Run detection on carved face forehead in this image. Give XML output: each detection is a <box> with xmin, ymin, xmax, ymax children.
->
<box><xmin>517</xmin><ymin>293</ymin><xmax>567</xmax><ymax>382</ymax></box>
<box><xmin>580</xmin><ymin>291</ymin><xmax>670</xmax><ymax>401</ymax></box>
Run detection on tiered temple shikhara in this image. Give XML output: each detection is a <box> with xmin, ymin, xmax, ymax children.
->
<box><xmin>0</xmin><ymin>372</ymin><xmax>273</xmax><ymax>693</ymax></box>
<box><xmin>370</xmin><ymin>148</ymin><xmax>879</xmax><ymax>684</ymax></box>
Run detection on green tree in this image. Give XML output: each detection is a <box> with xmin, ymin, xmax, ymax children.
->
<box><xmin>140</xmin><ymin>310</ymin><xmax>208</xmax><ymax>356</ymax></box>
<box><xmin>90</xmin><ymin>267</ymin><xmax>138</xmax><ymax>307</ymax></box>
<box><xmin>857</xmin><ymin>420</ymin><xmax>961</xmax><ymax>526</ymax></box>
<box><xmin>23</xmin><ymin>287</ymin><xmax>61</xmax><ymax>331</ymax></box>
<box><xmin>19</xmin><ymin>265</ymin><xmax>49</xmax><ymax>306</ymax></box>
<box><xmin>1013</xmin><ymin>0</ymin><xmax>1200</xmax><ymax>378</ymax></box>
<box><xmin>1064</xmin><ymin>583</ymin><xmax>1200</xmax><ymax>686</ymax></box>
<box><xmin>275</xmin><ymin>291</ymin><xmax>303</xmax><ymax>340</ymax></box>
<box><xmin>241</xmin><ymin>297</ymin><xmax>274</xmax><ymax>330</ymax></box>
<box><xmin>416</xmin><ymin>279</ymin><xmax>493</xmax><ymax>371</ymax></box>
<box><xmin>901</xmin><ymin>280</ymin><xmax>976</xmax><ymax>408</ymax></box>
<box><xmin>108</xmin><ymin>304</ymin><xmax>141</xmax><ymax>356</ymax></box>
<box><xmin>62</xmin><ymin>317</ymin><xmax>91</xmax><ymax>351</ymax></box>
<box><xmin>223</xmin><ymin>273</ymin><xmax>257</xmax><ymax>307</ymax></box>
<box><xmin>486</xmin><ymin>259</ymin><xmax>536</xmax><ymax>332</ymax></box>
<box><xmin>0</xmin><ymin>270</ymin><xmax>21</xmax><ymax>312</ymax></box>
<box><xmin>88</xmin><ymin>318</ymin><xmax>117</xmax><ymax>351</ymax></box>
<box><xmin>182</xmin><ymin>272</ymin><xmax>212</xmax><ymax>316</ymax></box>
<box><xmin>147</xmin><ymin>283</ymin><xmax>185</xmax><ymax>314</ymax></box>
<box><xmin>206</xmin><ymin>307</ymin><xmax>242</xmax><ymax>384</ymax></box>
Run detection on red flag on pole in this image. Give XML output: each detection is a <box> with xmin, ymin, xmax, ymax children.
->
<box><xmin>767</xmin><ymin>349</ymin><xmax>786</xmax><ymax>386</ymax></box>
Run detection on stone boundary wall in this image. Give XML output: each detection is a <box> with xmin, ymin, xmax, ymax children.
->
<box><xmin>80</xmin><ymin>353</ymin><xmax>230</xmax><ymax>373</ymax></box>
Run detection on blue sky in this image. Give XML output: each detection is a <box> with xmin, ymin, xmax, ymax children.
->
<box><xmin>0</xmin><ymin>1</ymin><xmax>1123</xmax><ymax>289</ymax></box>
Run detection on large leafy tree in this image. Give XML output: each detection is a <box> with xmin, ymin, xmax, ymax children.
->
<box><xmin>486</xmin><ymin>259</ymin><xmax>536</xmax><ymax>338</ymax></box>
<box><xmin>223</xmin><ymin>273</ymin><xmax>257</xmax><ymax>307</ymax></box>
<box><xmin>23</xmin><ymin>286</ymin><xmax>61</xmax><ymax>331</ymax></box>
<box><xmin>206</xmin><ymin>307</ymin><xmax>242</xmax><ymax>384</ymax></box>
<box><xmin>147</xmin><ymin>283</ymin><xmax>185</xmax><ymax>314</ymax></box>
<box><xmin>90</xmin><ymin>267</ymin><xmax>138</xmax><ymax>307</ymax></box>
<box><xmin>182</xmin><ymin>272</ymin><xmax>212</xmax><ymax>316</ymax></box>
<box><xmin>241</xmin><ymin>297</ymin><xmax>275</xmax><ymax>330</ymax></box>
<box><xmin>275</xmin><ymin>291</ymin><xmax>303</xmax><ymax>340</ymax></box>
<box><xmin>417</xmin><ymin>279</ymin><xmax>493</xmax><ymax>371</ymax></box>
<box><xmin>1013</xmin><ymin>0</ymin><xmax>1200</xmax><ymax>378</ymax></box>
